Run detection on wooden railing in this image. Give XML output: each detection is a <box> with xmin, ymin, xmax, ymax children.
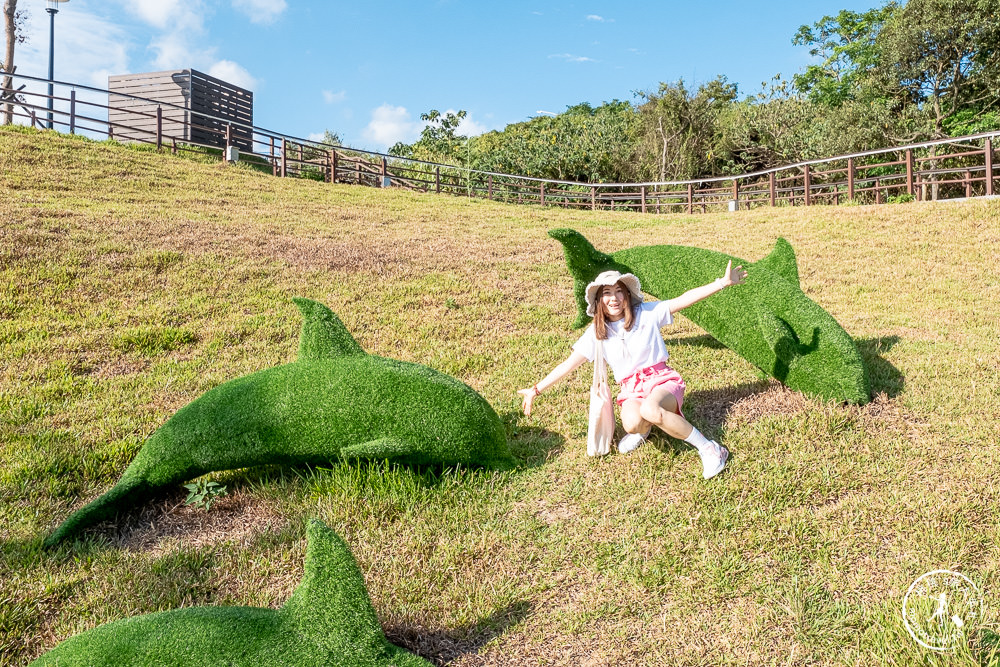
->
<box><xmin>3</xmin><ymin>72</ymin><xmax>998</xmax><ymax>213</ymax></box>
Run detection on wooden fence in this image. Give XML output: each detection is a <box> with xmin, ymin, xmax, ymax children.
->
<box><xmin>3</xmin><ymin>72</ymin><xmax>998</xmax><ymax>213</ymax></box>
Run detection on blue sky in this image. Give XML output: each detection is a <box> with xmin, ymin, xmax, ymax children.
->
<box><xmin>15</xmin><ymin>0</ymin><xmax>883</xmax><ymax>152</ymax></box>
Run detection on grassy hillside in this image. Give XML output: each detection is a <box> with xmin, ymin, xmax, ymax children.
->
<box><xmin>2</xmin><ymin>126</ymin><xmax>998</xmax><ymax>666</ymax></box>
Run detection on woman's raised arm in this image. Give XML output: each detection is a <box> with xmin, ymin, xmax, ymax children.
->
<box><xmin>517</xmin><ymin>350</ymin><xmax>589</xmax><ymax>417</ymax></box>
<box><xmin>665</xmin><ymin>260</ymin><xmax>747</xmax><ymax>314</ymax></box>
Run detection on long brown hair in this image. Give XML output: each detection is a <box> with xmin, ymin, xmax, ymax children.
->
<box><xmin>593</xmin><ymin>282</ymin><xmax>636</xmax><ymax>340</ymax></box>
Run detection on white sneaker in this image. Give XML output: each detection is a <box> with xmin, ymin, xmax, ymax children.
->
<box><xmin>700</xmin><ymin>440</ymin><xmax>729</xmax><ymax>479</ymax></box>
<box><xmin>618</xmin><ymin>429</ymin><xmax>650</xmax><ymax>454</ymax></box>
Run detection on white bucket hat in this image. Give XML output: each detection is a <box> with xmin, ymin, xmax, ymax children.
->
<box><xmin>585</xmin><ymin>270</ymin><xmax>643</xmax><ymax>317</ymax></box>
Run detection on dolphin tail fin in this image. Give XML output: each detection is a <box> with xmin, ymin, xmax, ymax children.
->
<box><xmin>44</xmin><ymin>475</ymin><xmax>151</xmax><ymax>548</ymax></box>
<box><xmin>292</xmin><ymin>297</ymin><xmax>366</xmax><ymax>362</ymax></box>
<box><xmin>282</xmin><ymin>520</ymin><xmax>430</xmax><ymax>663</ymax></box>
<box><xmin>547</xmin><ymin>228</ymin><xmax>630</xmax><ymax>328</ymax></box>
<box><xmin>754</xmin><ymin>238</ymin><xmax>800</xmax><ymax>286</ymax></box>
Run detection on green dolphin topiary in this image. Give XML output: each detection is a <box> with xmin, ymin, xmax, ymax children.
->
<box><xmin>45</xmin><ymin>298</ymin><xmax>513</xmax><ymax>546</ymax></box>
<box><xmin>548</xmin><ymin>228</ymin><xmax>870</xmax><ymax>405</ymax></box>
<box><xmin>31</xmin><ymin>520</ymin><xmax>434</xmax><ymax>666</ymax></box>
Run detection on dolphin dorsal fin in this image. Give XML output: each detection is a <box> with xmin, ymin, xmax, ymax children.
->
<box><xmin>548</xmin><ymin>228</ymin><xmax>631</xmax><ymax>329</ymax></box>
<box><xmin>754</xmin><ymin>238</ymin><xmax>799</xmax><ymax>286</ymax></box>
<box><xmin>292</xmin><ymin>297</ymin><xmax>365</xmax><ymax>361</ymax></box>
<box><xmin>281</xmin><ymin>521</ymin><xmax>391</xmax><ymax>658</ymax></box>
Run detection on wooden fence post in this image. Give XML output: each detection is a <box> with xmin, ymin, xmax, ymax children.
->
<box><xmin>687</xmin><ymin>183</ymin><xmax>693</xmax><ymax>214</ymax></box>
<box><xmin>875</xmin><ymin>177</ymin><xmax>882</xmax><ymax>204</ymax></box>
<box><xmin>986</xmin><ymin>138</ymin><xmax>994</xmax><ymax>196</ymax></box>
<box><xmin>225</xmin><ymin>123</ymin><xmax>232</xmax><ymax>151</ymax></box>
<box><xmin>640</xmin><ymin>185</ymin><xmax>647</xmax><ymax>213</ymax></box>
<box><xmin>270</xmin><ymin>137</ymin><xmax>276</xmax><ymax>176</ymax></box>
<box><xmin>540</xmin><ymin>183</ymin><xmax>545</xmax><ymax>206</ymax></box>
<box><xmin>847</xmin><ymin>158</ymin><xmax>855</xmax><ymax>201</ymax></box>
<box><xmin>591</xmin><ymin>186</ymin><xmax>597</xmax><ymax>211</ymax></box>
<box><xmin>732</xmin><ymin>179</ymin><xmax>739</xmax><ymax>210</ymax></box>
<box><xmin>329</xmin><ymin>150</ymin><xmax>337</xmax><ymax>183</ymax></box>
<box><xmin>280</xmin><ymin>138</ymin><xmax>287</xmax><ymax>177</ymax></box>
<box><xmin>905</xmin><ymin>148</ymin><xmax>914</xmax><ymax>195</ymax></box>
<box><xmin>155</xmin><ymin>105</ymin><xmax>162</xmax><ymax>151</ymax></box>
<box><xmin>803</xmin><ymin>165</ymin><xmax>811</xmax><ymax>206</ymax></box>
<box><xmin>69</xmin><ymin>90</ymin><xmax>76</xmax><ymax>135</ymax></box>
<box><xmin>435</xmin><ymin>167</ymin><xmax>441</xmax><ymax>193</ymax></box>
<box><xmin>965</xmin><ymin>169</ymin><xmax>972</xmax><ymax>198</ymax></box>
<box><xmin>488</xmin><ymin>174</ymin><xmax>493</xmax><ymax>200</ymax></box>
<box><xmin>381</xmin><ymin>156</ymin><xmax>387</xmax><ymax>187</ymax></box>
<box><xmin>769</xmin><ymin>172</ymin><xmax>776</xmax><ymax>206</ymax></box>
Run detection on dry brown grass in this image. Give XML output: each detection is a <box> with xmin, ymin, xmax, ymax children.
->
<box><xmin>2</xmin><ymin>128</ymin><xmax>1000</xmax><ymax>666</ymax></box>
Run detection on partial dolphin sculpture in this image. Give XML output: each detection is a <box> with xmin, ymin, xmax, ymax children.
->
<box><xmin>548</xmin><ymin>228</ymin><xmax>870</xmax><ymax>405</ymax></box>
<box><xmin>31</xmin><ymin>520</ymin><xmax>433</xmax><ymax>666</ymax></box>
<box><xmin>45</xmin><ymin>298</ymin><xmax>512</xmax><ymax>546</ymax></box>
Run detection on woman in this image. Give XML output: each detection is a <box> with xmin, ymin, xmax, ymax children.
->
<box><xmin>518</xmin><ymin>262</ymin><xmax>746</xmax><ymax>479</ymax></box>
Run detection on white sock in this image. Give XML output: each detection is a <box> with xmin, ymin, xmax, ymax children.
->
<box><xmin>684</xmin><ymin>427</ymin><xmax>711</xmax><ymax>452</ymax></box>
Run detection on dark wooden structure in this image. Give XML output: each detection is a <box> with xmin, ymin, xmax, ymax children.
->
<box><xmin>108</xmin><ymin>69</ymin><xmax>252</xmax><ymax>150</ymax></box>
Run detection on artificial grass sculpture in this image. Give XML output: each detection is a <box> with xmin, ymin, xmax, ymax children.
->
<box><xmin>31</xmin><ymin>520</ymin><xmax>434</xmax><ymax>666</ymax></box>
<box><xmin>45</xmin><ymin>298</ymin><xmax>512</xmax><ymax>546</ymax></box>
<box><xmin>549</xmin><ymin>229</ymin><xmax>870</xmax><ymax>405</ymax></box>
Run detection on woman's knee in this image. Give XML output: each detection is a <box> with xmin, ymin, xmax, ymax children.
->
<box><xmin>638</xmin><ymin>398</ymin><xmax>663</xmax><ymax>424</ymax></box>
<box><xmin>620</xmin><ymin>403</ymin><xmax>646</xmax><ymax>433</ymax></box>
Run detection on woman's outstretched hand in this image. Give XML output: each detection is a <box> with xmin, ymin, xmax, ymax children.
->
<box><xmin>720</xmin><ymin>260</ymin><xmax>747</xmax><ymax>287</ymax></box>
<box><xmin>517</xmin><ymin>388</ymin><xmax>537</xmax><ymax>417</ymax></box>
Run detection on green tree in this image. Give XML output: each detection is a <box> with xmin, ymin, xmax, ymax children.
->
<box><xmin>791</xmin><ymin>4</ymin><xmax>898</xmax><ymax>106</ymax></box>
<box><xmin>389</xmin><ymin>109</ymin><xmax>468</xmax><ymax>162</ymax></box>
<box><xmin>466</xmin><ymin>101</ymin><xmax>639</xmax><ymax>182</ymax></box>
<box><xmin>319</xmin><ymin>129</ymin><xmax>341</xmax><ymax>146</ymax></box>
<box><xmin>874</xmin><ymin>0</ymin><xmax>1000</xmax><ymax>137</ymax></box>
<box><xmin>635</xmin><ymin>76</ymin><xmax>738</xmax><ymax>180</ymax></box>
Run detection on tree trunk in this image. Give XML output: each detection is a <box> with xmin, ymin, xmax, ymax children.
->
<box><xmin>2</xmin><ymin>0</ymin><xmax>17</xmax><ymax>125</ymax></box>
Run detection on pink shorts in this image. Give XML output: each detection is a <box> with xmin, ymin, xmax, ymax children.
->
<box><xmin>615</xmin><ymin>361</ymin><xmax>686</xmax><ymax>413</ymax></box>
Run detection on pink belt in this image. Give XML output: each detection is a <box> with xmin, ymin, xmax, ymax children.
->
<box><xmin>620</xmin><ymin>361</ymin><xmax>667</xmax><ymax>384</ymax></box>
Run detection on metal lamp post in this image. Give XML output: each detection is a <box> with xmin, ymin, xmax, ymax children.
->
<box><xmin>45</xmin><ymin>0</ymin><xmax>70</xmax><ymax>130</ymax></box>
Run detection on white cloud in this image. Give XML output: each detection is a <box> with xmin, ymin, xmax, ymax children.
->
<box><xmin>6</xmin><ymin>6</ymin><xmax>128</xmax><ymax>133</ymax></box>
<box><xmin>549</xmin><ymin>53</ymin><xmax>597</xmax><ymax>63</ymax></box>
<box><xmin>586</xmin><ymin>14</ymin><xmax>605</xmax><ymax>21</ymax></box>
<box><xmin>126</xmin><ymin>0</ymin><xmax>204</xmax><ymax>31</ymax></box>
<box><xmin>149</xmin><ymin>33</ymin><xmax>207</xmax><ymax>70</ymax></box>
<box><xmin>232</xmin><ymin>0</ymin><xmax>288</xmax><ymax>25</ymax></box>
<box><xmin>113</xmin><ymin>0</ymin><xmax>210</xmax><ymax>69</ymax></box>
<box><xmin>208</xmin><ymin>60</ymin><xmax>257</xmax><ymax>90</ymax></box>
<box><xmin>363</xmin><ymin>104</ymin><xmax>421</xmax><ymax>148</ymax></box>
<box><xmin>323</xmin><ymin>90</ymin><xmax>347</xmax><ymax>104</ymax></box>
<box><xmin>17</xmin><ymin>7</ymin><xmax>130</xmax><ymax>92</ymax></box>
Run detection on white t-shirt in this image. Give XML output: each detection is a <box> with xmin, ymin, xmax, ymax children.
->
<box><xmin>572</xmin><ymin>300</ymin><xmax>674</xmax><ymax>381</ymax></box>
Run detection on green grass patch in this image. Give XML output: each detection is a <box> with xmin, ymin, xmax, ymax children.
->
<box><xmin>112</xmin><ymin>326</ymin><xmax>197</xmax><ymax>355</ymax></box>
